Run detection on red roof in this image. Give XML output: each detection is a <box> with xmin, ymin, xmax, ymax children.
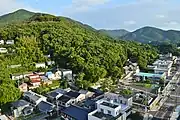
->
<box><xmin>31</xmin><ymin>78</ymin><xmax>41</xmax><ymax>83</ymax></box>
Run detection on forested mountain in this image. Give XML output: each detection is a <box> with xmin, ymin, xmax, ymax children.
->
<box><xmin>0</xmin><ymin>10</ymin><xmax>158</xmax><ymax>106</ymax></box>
<box><xmin>121</xmin><ymin>26</ymin><xmax>180</xmax><ymax>44</ymax></box>
<box><xmin>0</xmin><ymin>9</ymin><xmax>35</xmax><ymax>27</ymax></box>
<box><xmin>99</xmin><ymin>29</ymin><xmax>129</xmax><ymax>38</ymax></box>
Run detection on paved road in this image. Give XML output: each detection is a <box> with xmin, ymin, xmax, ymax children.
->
<box><xmin>152</xmin><ymin>72</ymin><xmax>180</xmax><ymax>119</ymax></box>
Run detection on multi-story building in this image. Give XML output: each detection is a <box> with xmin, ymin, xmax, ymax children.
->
<box><xmin>88</xmin><ymin>93</ymin><xmax>132</xmax><ymax>120</ymax></box>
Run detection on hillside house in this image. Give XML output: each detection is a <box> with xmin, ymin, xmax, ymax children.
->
<box><xmin>6</xmin><ymin>40</ymin><xmax>14</xmax><ymax>45</ymax></box>
<box><xmin>0</xmin><ymin>48</ymin><xmax>7</xmax><ymax>53</ymax></box>
<box><xmin>0</xmin><ymin>40</ymin><xmax>4</xmax><ymax>45</ymax></box>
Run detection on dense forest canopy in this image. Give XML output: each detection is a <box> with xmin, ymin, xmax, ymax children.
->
<box><xmin>0</xmin><ymin>14</ymin><xmax>158</xmax><ymax>105</ymax></box>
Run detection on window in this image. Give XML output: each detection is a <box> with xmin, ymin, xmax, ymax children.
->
<box><xmin>114</xmin><ymin>99</ymin><xmax>117</xmax><ymax>103</ymax></box>
<box><xmin>101</xmin><ymin>109</ymin><xmax>104</xmax><ymax>113</ymax></box>
<box><xmin>108</xmin><ymin>110</ymin><xmax>111</xmax><ymax>115</ymax></box>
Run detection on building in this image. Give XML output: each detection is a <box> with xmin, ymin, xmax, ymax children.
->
<box><xmin>0</xmin><ymin>40</ymin><xmax>4</xmax><ymax>45</ymax></box>
<box><xmin>152</xmin><ymin>60</ymin><xmax>173</xmax><ymax>76</ymax></box>
<box><xmin>0</xmin><ymin>48</ymin><xmax>7</xmax><ymax>53</ymax></box>
<box><xmin>11</xmin><ymin>100</ymin><xmax>33</xmax><ymax>117</ymax></box>
<box><xmin>123</xmin><ymin>60</ymin><xmax>140</xmax><ymax>75</ymax></box>
<box><xmin>37</xmin><ymin>101</ymin><xmax>55</xmax><ymax>113</ymax></box>
<box><xmin>45</xmin><ymin>72</ymin><xmax>55</xmax><ymax>80</ymax></box>
<box><xmin>88</xmin><ymin>93</ymin><xmax>132</xmax><ymax>120</ymax></box>
<box><xmin>134</xmin><ymin>72</ymin><xmax>166</xmax><ymax>81</ymax></box>
<box><xmin>6</xmin><ymin>40</ymin><xmax>14</xmax><ymax>45</ymax></box>
<box><xmin>79</xmin><ymin>90</ymin><xmax>94</xmax><ymax>99</ymax></box>
<box><xmin>46</xmin><ymin>61</ymin><xmax>55</xmax><ymax>66</ymax></box>
<box><xmin>19</xmin><ymin>83</ymin><xmax>28</xmax><ymax>92</ymax></box>
<box><xmin>60</xmin><ymin>69</ymin><xmax>73</xmax><ymax>81</ymax></box>
<box><xmin>23</xmin><ymin>91</ymin><xmax>47</xmax><ymax>106</ymax></box>
<box><xmin>61</xmin><ymin>106</ymin><xmax>88</xmax><ymax>120</ymax></box>
<box><xmin>35</xmin><ymin>63</ymin><xmax>46</xmax><ymax>68</ymax></box>
<box><xmin>11</xmin><ymin>72</ymin><xmax>33</xmax><ymax>80</ymax></box>
<box><xmin>28</xmin><ymin>74</ymin><xmax>41</xmax><ymax>87</ymax></box>
<box><xmin>58</xmin><ymin>95</ymin><xmax>76</xmax><ymax>107</ymax></box>
<box><xmin>66</xmin><ymin>91</ymin><xmax>85</xmax><ymax>102</ymax></box>
<box><xmin>47</xmin><ymin>91</ymin><xmax>64</xmax><ymax>103</ymax></box>
<box><xmin>40</xmin><ymin>76</ymin><xmax>52</xmax><ymax>85</ymax></box>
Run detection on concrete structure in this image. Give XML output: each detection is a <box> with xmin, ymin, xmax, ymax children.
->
<box><xmin>0</xmin><ymin>48</ymin><xmax>7</xmax><ymax>53</ymax></box>
<box><xmin>60</xmin><ymin>69</ymin><xmax>73</xmax><ymax>81</ymax></box>
<box><xmin>0</xmin><ymin>40</ymin><xmax>4</xmax><ymax>45</ymax></box>
<box><xmin>23</xmin><ymin>91</ymin><xmax>47</xmax><ymax>106</ymax></box>
<box><xmin>134</xmin><ymin>72</ymin><xmax>166</xmax><ymax>81</ymax></box>
<box><xmin>6</xmin><ymin>40</ymin><xmax>14</xmax><ymax>45</ymax></box>
<box><xmin>0</xmin><ymin>115</ymin><xmax>9</xmax><ymax>120</ymax></box>
<box><xmin>35</xmin><ymin>63</ymin><xmax>46</xmax><ymax>68</ymax></box>
<box><xmin>88</xmin><ymin>92</ymin><xmax>132</xmax><ymax>120</ymax></box>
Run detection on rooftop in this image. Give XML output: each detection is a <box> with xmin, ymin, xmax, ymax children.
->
<box><xmin>66</xmin><ymin>91</ymin><xmax>81</xmax><ymax>98</ymax></box>
<box><xmin>135</xmin><ymin>72</ymin><xmax>163</xmax><ymax>78</ymax></box>
<box><xmin>12</xmin><ymin>100</ymin><xmax>29</xmax><ymax>108</ymax></box>
<box><xmin>24</xmin><ymin>91</ymin><xmax>44</xmax><ymax>102</ymax></box>
<box><xmin>58</xmin><ymin>95</ymin><xmax>72</xmax><ymax>103</ymax></box>
<box><xmin>92</xmin><ymin>111</ymin><xmax>117</xmax><ymax>120</ymax></box>
<box><xmin>38</xmin><ymin>101</ymin><xmax>55</xmax><ymax>113</ymax></box>
<box><xmin>101</xmin><ymin>102</ymin><xmax>118</xmax><ymax>108</ymax></box>
<box><xmin>61</xmin><ymin>106</ymin><xmax>88</xmax><ymax>120</ymax></box>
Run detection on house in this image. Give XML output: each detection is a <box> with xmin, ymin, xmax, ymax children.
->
<box><xmin>151</xmin><ymin>60</ymin><xmax>173</xmax><ymax>76</ymax></box>
<box><xmin>60</xmin><ymin>69</ymin><xmax>73</xmax><ymax>81</ymax></box>
<box><xmin>134</xmin><ymin>72</ymin><xmax>166</xmax><ymax>81</ymax></box>
<box><xmin>46</xmin><ymin>61</ymin><xmax>55</xmax><ymax>66</ymax></box>
<box><xmin>123</xmin><ymin>60</ymin><xmax>140</xmax><ymax>75</ymax></box>
<box><xmin>54</xmin><ymin>70</ymin><xmax>61</xmax><ymax>80</ymax></box>
<box><xmin>8</xmin><ymin>64</ymin><xmax>21</xmax><ymax>69</ymax></box>
<box><xmin>0</xmin><ymin>40</ymin><xmax>4</xmax><ymax>45</ymax></box>
<box><xmin>66</xmin><ymin>91</ymin><xmax>85</xmax><ymax>102</ymax></box>
<box><xmin>61</xmin><ymin>106</ymin><xmax>88</xmax><ymax>120</ymax></box>
<box><xmin>11</xmin><ymin>72</ymin><xmax>33</xmax><ymax>80</ymax></box>
<box><xmin>58</xmin><ymin>95</ymin><xmax>76</xmax><ymax>107</ymax></box>
<box><xmin>35</xmin><ymin>63</ymin><xmax>46</xmax><ymax>68</ymax></box>
<box><xmin>45</xmin><ymin>72</ymin><xmax>55</xmax><ymax>80</ymax></box>
<box><xmin>11</xmin><ymin>100</ymin><xmax>33</xmax><ymax>118</ymax></box>
<box><xmin>37</xmin><ymin>101</ymin><xmax>55</xmax><ymax>113</ymax></box>
<box><xmin>47</xmin><ymin>91</ymin><xmax>64</xmax><ymax>103</ymax></box>
<box><xmin>0</xmin><ymin>48</ymin><xmax>7</xmax><ymax>53</ymax></box>
<box><xmin>88</xmin><ymin>92</ymin><xmax>132</xmax><ymax>120</ymax></box>
<box><xmin>28</xmin><ymin>74</ymin><xmax>41</xmax><ymax>87</ymax></box>
<box><xmin>19</xmin><ymin>83</ymin><xmax>28</xmax><ymax>92</ymax></box>
<box><xmin>79</xmin><ymin>90</ymin><xmax>94</xmax><ymax>99</ymax></box>
<box><xmin>0</xmin><ymin>115</ymin><xmax>9</xmax><ymax>120</ymax></box>
<box><xmin>6</xmin><ymin>40</ymin><xmax>14</xmax><ymax>45</ymax></box>
<box><xmin>23</xmin><ymin>91</ymin><xmax>47</xmax><ymax>106</ymax></box>
<box><xmin>40</xmin><ymin>76</ymin><xmax>52</xmax><ymax>85</ymax></box>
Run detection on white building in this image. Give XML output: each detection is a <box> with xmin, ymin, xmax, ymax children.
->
<box><xmin>35</xmin><ymin>63</ymin><xmax>46</xmax><ymax>68</ymax></box>
<box><xmin>23</xmin><ymin>91</ymin><xmax>47</xmax><ymax>106</ymax></box>
<box><xmin>0</xmin><ymin>48</ymin><xmax>7</xmax><ymax>53</ymax></box>
<box><xmin>0</xmin><ymin>40</ymin><xmax>4</xmax><ymax>45</ymax></box>
<box><xmin>88</xmin><ymin>92</ymin><xmax>132</xmax><ymax>120</ymax></box>
<box><xmin>151</xmin><ymin>60</ymin><xmax>173</xmax><ymax>76</ymax></box>
<box><xmin>6</xmin><ymin>40</ymin><xmax>14</xmax><ymax>45</ymax></box>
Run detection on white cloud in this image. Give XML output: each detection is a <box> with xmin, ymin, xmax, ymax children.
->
<box><xmin>64</xmin><ymin>0</ymin><xmax>110</xmax><ymax>13</ymax></box>
<box><xmin>124</xmin><ymin>21</ymin><xmax>136</xmax><ymax>26</ymax></box>
<box><xmin>64</xmin><ymin>0</ymin><xmax>180</xmax><ymax>31</ymax></box>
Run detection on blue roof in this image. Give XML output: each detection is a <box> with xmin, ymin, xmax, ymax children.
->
<box><xmin>135</xmin><ymin>72</ymin><xmax>163</xmax><ymax>78</ymax></box>
<box><xmin>45</xmin><ymin>72</ymin><xmax>53</xmax><ymax>76</ymax></box>
<box><xmin>62</xmin><ymin>106</ymin><xmax>88</xmax><ymax>120</ymax></box>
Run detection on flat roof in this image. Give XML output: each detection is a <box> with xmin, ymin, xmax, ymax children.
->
<box><xmin>135</xmin><ymin>72</ymin><xmax>163</xmax><ymax>78</ymax></box>
<box><xmin>101</xmin><ymin>102</ymin><xmax>118</xmax><ymax>108</ymax></box>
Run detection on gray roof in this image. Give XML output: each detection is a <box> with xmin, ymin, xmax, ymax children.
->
<box><xmin>38</xmin><ymin>101</ymin><xmax>55</xmax><ymax>113</ymax></box>
<box><xmin>12</xmin><ymin>100</ymin><xmax>29</xmax><ymax>108</ymax></box>
<box><xmin>24</xmin><ymin>91</ymin><xmax>42</xmax><ymax>102</ymax></box>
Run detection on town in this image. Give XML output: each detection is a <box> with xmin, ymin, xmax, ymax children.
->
<box><xmin>0</xmin><ymin>39</ymin><xmax>179</xmax><ymax>120</ymax></box>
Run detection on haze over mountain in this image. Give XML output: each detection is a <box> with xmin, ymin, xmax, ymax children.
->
<box><xmin>98</xmin><ymin>29</ymin><xmax>129</xmax><ymax>39</ymax></box>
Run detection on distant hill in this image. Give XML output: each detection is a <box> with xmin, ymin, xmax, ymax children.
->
<box><xmin>0</xmin><ymin>9</ymin><xmax>35</xmax><ymax>27</ymax></box>
<box><xmin>99</xmin><ymin>29</ymin><xmax>129</xmax><ymax>38</ymax></box>
<box><xmin>121</xmin><ymin>26</ymin><xmax>180</xmax><ymax>44</ymax></box>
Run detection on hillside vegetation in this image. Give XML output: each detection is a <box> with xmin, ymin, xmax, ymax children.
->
<box><xmin>121</xmin><ymin>26</ymin><xmax>180</xmax><ymax>44</ymax></box>
<box><xmin>0</xmin><ymin>11</ymin><xmax>158</xmax><ymax>106</ymax></box>
<box><xmin>0</xmin><ymin>9</ymin><xmax>35</xmax><ymax>27</ymax></box>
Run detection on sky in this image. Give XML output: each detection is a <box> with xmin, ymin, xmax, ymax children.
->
<box><xmin>0</xmin><ymin>0</ymin><xmax>180</xmax><ymax>31</ymax></box>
